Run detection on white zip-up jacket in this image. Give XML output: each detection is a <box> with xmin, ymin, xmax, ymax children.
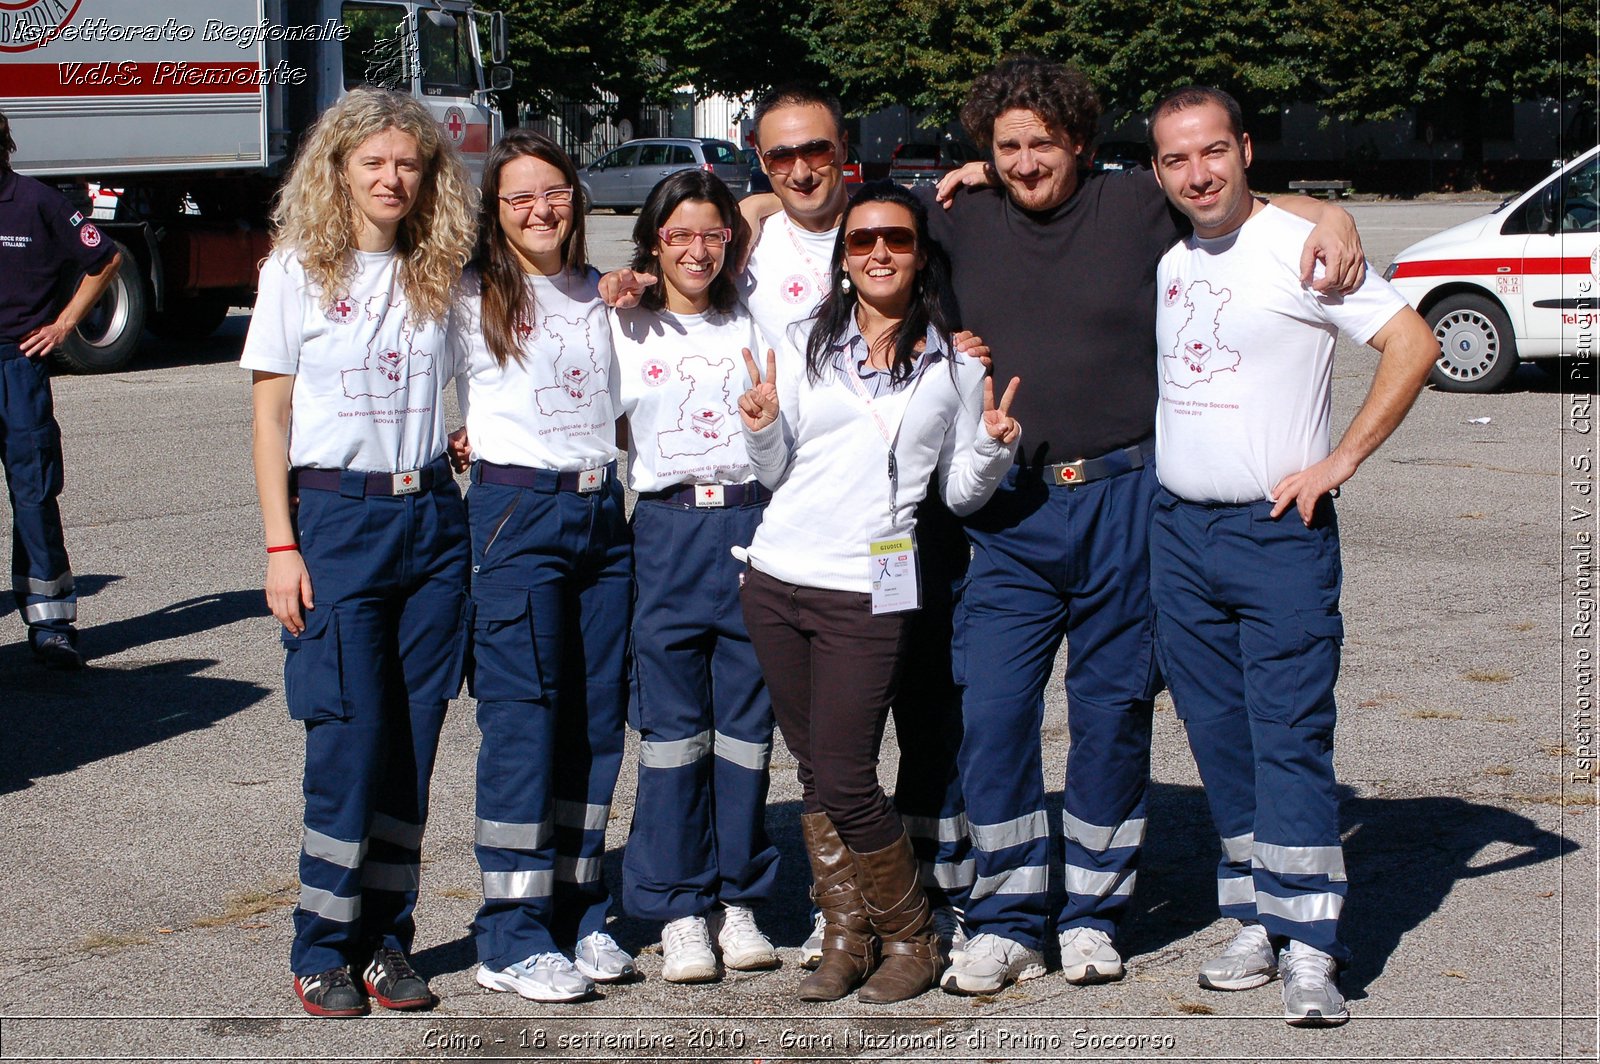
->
<box><xmin>743</xmin><ymin>323</ymin><xmax>1018</xmax><ymax>592</ymax></box>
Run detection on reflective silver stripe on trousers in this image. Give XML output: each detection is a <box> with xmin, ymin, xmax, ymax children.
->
<box><xmin>22</xmin><ymin>600</ymin><xmax>75</xmax><ymax>624</ymax></box>
<box><xmin>364</xmin><ymin>861</ymin><xmax>421</xmax><ymax>892</ymax></box>
<box><xmin>554</xmin><ymin>800</ymin><xmax>610</xmax><ymax>831</ymax></box>
<box><xmin>556</xmin><ymin>855</ymin><xmax>603</xmax><ymax>884</ymax></box>
<box><xmin>969</xmin><ymin>810</ymin><xmax>1050</xmax><ymax>852</ymax></box>
<box><xmin>920</xmin><ymin>858</ymin><xmax>977</xmax><ymax>890</ymax></box>
<box><xmin>303</xmin><ymin>828</ymin><xmax>367</xmax><ymax>869</ymax></box>
<box><xmin>638</xmin><ymin>730</ymin><xmax>712</xmax><ymax>769</ymax></box>
<box><xmin>1063</xmin><ymin>865</ymin><xmax>1138</xmax><ymax>898</ymax></box>
<box><xmin>482</xmin><ymin>869</ymin><xmax>554</xmax><ymax>899</ymax></box>
<box><xmin>1221</xmin><ymin>832</ymin><xmax>1255</xmax><ymax>865</ymax></box>
<box><xmin>1217</xmin><ymin>876</ymin><xmax>1256</xmax><ymax>907</ymax></box>
<box><xmin>299</xmin><ymin>884</ymin><xmax>361</xmax><ymax>923</ymax></box>
<box><xmin>1062</xmin><ymin>811</ymin><xmax>1147</xmax><ymax>852</ymax></box>
<box><xmin>1256</xmin><ymin>890</ymin><xmax>1344</xmax><ymax>924</ymax></box>
<box><xmin>969</xmin><ymin>863</ymin><xmax>1047</xmax><ymax>900</ymax></box>
<box><xmin>476</xmin><ymin>817</ymin><xmax>552</xmax><ymax>850</ymax></box>
<box><xmin>902</xmin><ymin>812</ymin><xmax>971</xmax><ymax>843</ymax></box>
<box><xmin>14</xmin><ymin>571</ymin><xmax>74</xmax><ymax>597</ymax></box>
<box><xmin>713</xmin><ymin>731</ymin><xmax>771</xmax><ymax>771</ymax></box>
<box><xmin>370</xmin><ymin>812</ymin><xmax>424</xmax><ymax>850</ymax></box>
<box><xmin>1253</xmin><ymin>842</ymin><xmax>1347</xmax><ymax>881</ymax></box>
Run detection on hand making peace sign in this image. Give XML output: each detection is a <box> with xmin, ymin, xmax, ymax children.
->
<box><xmin>738</xmin><ymin>347</ymin><xmax>780</xmax><ymax>431</ymax></box>
<box><xmin>983</xmin><ymin>375</ymin><xmax>1022</xmax><ymax>445</ymax></box>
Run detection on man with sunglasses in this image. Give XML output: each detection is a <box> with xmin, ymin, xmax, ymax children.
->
<box><xmin>927</xmin><ymin>56</ymin><xmax>1369</xmax><ymax>997</ymax></box>
<box><xmin>602</xmin><ymin>84</ymin><xmax>981</xmax><ymax>969</ymax></box>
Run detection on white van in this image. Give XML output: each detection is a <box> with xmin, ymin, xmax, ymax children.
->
<box><xmin>1385</xmin><ymin>145</ymin><xmax>1599</xmax><ymax>392</ymax></box>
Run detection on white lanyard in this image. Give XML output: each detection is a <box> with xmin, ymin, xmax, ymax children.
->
<box><xmin>842</xmin><ymin>348</ymin><xmax>923</xmax><ymax>528</ymax></box>
<box><xmin>783</xmin><ymin>218</ymin><xmax>833</xmax><ymax>294</ymax></box>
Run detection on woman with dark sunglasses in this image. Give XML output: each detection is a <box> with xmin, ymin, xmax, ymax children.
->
<box><xmin>448</xmin><ymin>130</ymin><xmax>633</xmax><ymax>1003</ymax></box>
<box><xmin>736</xmin><ymin>181</ymin><xmax>1021</xmax><ymax>1004</ymax></box>
<box><xmin>609</xmin><ymin>169</ymin><xmax>784</xmax><ymax>985</ymax></box>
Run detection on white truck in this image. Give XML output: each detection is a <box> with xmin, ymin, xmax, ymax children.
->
<box><xmin>3</xmin><ymin>0</ymin><xmax>509</xmax><ymax>371</ymax></box>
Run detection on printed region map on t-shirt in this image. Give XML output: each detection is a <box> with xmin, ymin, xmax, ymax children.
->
<box><xmin>1154</xmin><ymin>205</ymin><xmax>1408</xmax><ymax>504</ymax></box>
<box><xmin>739</xmin><ymin>213</ymin><xmax>836</xmax><ymax>357</ymax></box>
<box><xmin>611</xmin><ymin>304</ymin><xmax>759</xmax><ymax>493</ymax></box>
<box><xmin>452</xmin><ymin>267</ymin><xmax>621</xmax><ymax>471</ymax></box>
<box><xmin>240</xmin><ymin>248</ymin><xmax>454</xmax><ymax>473</ymax></box>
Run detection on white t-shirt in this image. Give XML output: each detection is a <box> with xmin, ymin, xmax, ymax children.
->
<box><xmin>610</xmin><ymin>304</ymin><xmax>760</xmax><ymax>493</ymax></box>
<box><xmin>1154</xmin><ymin>205</ymin><xmax>1408</xmax><ymax>504</ymax></box>
<box><xmin>240</xmin><ymin>248</ymin><xmax>455</xmax><ymax>472</ymax></box>
<box><xmin>744</xmin><ymin>324</ymin><xmax>1016</xmax><ymax>592</ymax></box>
<box><xmin>739</xmin><ymin>213</ymin><xmax>837</xmax><ymax>356</ymax></box>
<box><xmin>451</xmin><ymin>267</ymin><xmax>621</xmax><ymax>471</ymax></box>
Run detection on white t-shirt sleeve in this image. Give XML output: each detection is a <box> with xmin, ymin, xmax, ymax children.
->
<box><xmin>939</xmin><ymin>355</ymin><xmax>1017</xmax><ymax>515</ymax></box>
<box><xmin>240</xmin><ymin>251</ymin><xmax>304</xmax><ymax>375</ymax></box>
<box><xmin>1312</xmin><ymin>268</ymin><xmax>1412</xmax><ymax>345</ymax></box>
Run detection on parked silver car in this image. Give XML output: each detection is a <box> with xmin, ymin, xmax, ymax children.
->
<box><xmin>579</xmin><ymin>138</ymin><xmax>749</xmax><ymax>213</ymax></box>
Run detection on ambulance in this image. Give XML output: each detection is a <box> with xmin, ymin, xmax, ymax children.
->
<box><xmin>2</xmin><ymin>0</ymin><xmax>508</xmax><ymax>371</ymax></box>
<box><xmin>1385</xmin><ymin>145</ymin><xmax>1600</xmax><ymax>392</ymax></box>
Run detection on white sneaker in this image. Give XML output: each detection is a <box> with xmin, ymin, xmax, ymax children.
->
<box><xmin>1198</xmin><ymin>922</ymin><xmax>1277</xmax><ymax>991</ymax></box>
<box><xmin>931</xmin><ymin>905</ymin><xmax>968</xmax><ymax>963</ymax></box>
<box><xmin>799</xmin><ymin>911</ymin><xmax>826</xmax><ymax>970</ymax></box>
<box><xmin>572</xmin><ymin>931</ymin><xmax>635</xmax><ymax>983</ymax></box>
<box><xmin>1058</xmin><ymin>926</ymin><xmax>1124</xmax><ymax>984</ymax></box>
<box><xmin>940</xmin><ymin>932</ymin><xmax>1046</xmax><ymax>995</ymax></box>
<box><xmin>476</xmin><ymin>954</ymin><xmax>593</xmax><ymax>1002</ymax></box>
<box><xmin>717</xmin><ymin>904</ymin><xmax>780</xmax><ymax>970</ymax></box>
<box><xmin>1280</xmin><ymin>942</ymin><xmax>1348</xmax><ymax>1027</ymax></box>
<box><xmin>660</xmin><ymin>915</ymin><xmax>719</xmax><ymax>984</ymax></box>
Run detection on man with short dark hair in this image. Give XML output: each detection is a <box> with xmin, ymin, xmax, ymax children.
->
<box><xmin>930</xmin><ymin>56</ymin><xmax>1367</xmax><ymax>995</ymax></box>
<box><xmin>0</xmin><ymin>109</ymin><xmax>121</xmax><ymax>669</ymax></box>
<box><xmin>1145</xmin><ymin>85</ymin><xmax>1435</xmax><ymax>1026</ymax></box>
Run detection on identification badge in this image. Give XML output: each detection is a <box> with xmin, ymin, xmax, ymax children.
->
<box><xmin>391</xmin><ymin>470</ymin><xmax>422</xmax><ymax>495</ymax></box>
<box><xmin>869</xmin><ymin>534</ymin><xmax>920</xmax><ymax>615</ymax></box>
<box><xmin>694</xmin><ymin>483</ymin><xmax>726</xmax><ymax>508</ymax></box>
<box><xmin>576</xmin><ymin>466</ymin><xmax>605</xmax><ymax>494</ymax></box>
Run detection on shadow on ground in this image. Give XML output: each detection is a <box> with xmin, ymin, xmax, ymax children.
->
<box><xmin>1</xmin><ymin>588</ymin><xmax>272</xmax><ymax>794</ymax></box>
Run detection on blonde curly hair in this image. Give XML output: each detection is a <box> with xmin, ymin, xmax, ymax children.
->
<box><xmin>269</xmin><ymin>87</ymin><xmax>475</xmax><ymax>323</ymax></box>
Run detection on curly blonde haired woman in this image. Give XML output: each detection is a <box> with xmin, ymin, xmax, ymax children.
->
<box><xmin>241</xmin><ymin>87</ymin><xmax>475</xmax><ymax>1018</ymax></box>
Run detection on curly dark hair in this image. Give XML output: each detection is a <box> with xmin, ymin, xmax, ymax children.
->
<box><xmin>960</xmin><ymin>55</ymin><xmax>1101</xmax><ymax>153</ymax></box>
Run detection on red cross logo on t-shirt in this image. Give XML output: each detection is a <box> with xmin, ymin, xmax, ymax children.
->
<box><xmin>780</xmin><ymin>274</ymin><xmax>811</xmax><ymax>305</ymax></box>
<box><xmin>327</xmin><ymin>299</ymin><xmax>356</xmax><ymax>323</ymax></box>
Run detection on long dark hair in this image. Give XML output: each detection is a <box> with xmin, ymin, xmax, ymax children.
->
<box><xmin>475</xmin><ymin>129</ymin><xmax>588</xmax><ymax>367</ymax></box>
<box><xmin>629</xmin><ymin>169</ymin><xmax>746</xmax><ymax>314</ymax></box>
<box><xmin>803</xmin><ymin>181</ymin><xmax>956</xmax><ymax>386</ymax></box>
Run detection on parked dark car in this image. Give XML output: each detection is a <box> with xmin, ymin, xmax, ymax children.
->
<box><xmin>886</xmin><ymin>139</ymin><xmax>982</xmax><ymax>188</ymax></box>
<box><xmin>580</xmin><ymin>138</ymin><xmax>748</xmax><ymax>213</ymax></box>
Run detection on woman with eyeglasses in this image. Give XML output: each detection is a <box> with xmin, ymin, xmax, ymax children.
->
<box><xmin>242</xmin><ymin>87</ymin><xmax>475</xmax><ymax>1018</ymax></box>
<box><xmin>736</xmin><ymin>181</ymin><xmax>1022</xmax><ymax>1004</ymax></box>
<box><xmin>608</xmin><ymin>169</ymin><xmax>783</xmax><ymax>986</ymax></box>
<box><xmin>448</xmin><ymin>130</ymin><xmax>633</xmax><ymax>1003</ymax></box>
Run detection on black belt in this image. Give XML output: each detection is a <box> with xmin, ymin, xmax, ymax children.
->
<box><xmin>638</xmin><ymin>482</ymin><xmax>770</xmax><ymax>509</ymax></box>
<box><xmin>474</xmin><ymin>460</ymin><xmax>614</xmax><ymax>493</ymax></box>
<box><xmin>1041</xmin><ymin>437</ymin><xmax>1155</xmax><ymax>488</ymax></box>
<box><xmin>293</xmin><ymin>457</ymin><xmax>447</xmax><ymax>497</ymax></box>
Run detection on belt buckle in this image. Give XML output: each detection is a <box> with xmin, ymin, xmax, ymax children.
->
<box><xmin>694</xmin><ymin>484</ymin><xmax>726</xmax><ymax>508</ymax></box>
<box><xmin>576</xmin><ymin>466</ymin><xmax>604</xmax><ymax>494</ymax></box>
<box><xmin>1053</xmin><ymin>460</ymin><xmax>1086</xmax><ymax>487</ymax></box>
<box><xmin>391</xmin><ymin>469</ymin><xmax>422</xmax><ymax>495</ymax></box>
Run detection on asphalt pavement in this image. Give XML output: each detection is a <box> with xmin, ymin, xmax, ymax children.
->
<box><xmin>0</xmin><ymin>202</ymin><xmax>1594</xmax><ymax>1063</ymax></box>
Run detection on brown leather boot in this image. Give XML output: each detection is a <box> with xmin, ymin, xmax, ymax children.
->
<box><xmin>852</xmin><ymin>831</ymin><xmax>941</xmax><ymax>1003</ymax></box>
<box><xmin>797</xmin><ymin>812</ymin><xmax>874</xmax><ymax>1002</ymax></box>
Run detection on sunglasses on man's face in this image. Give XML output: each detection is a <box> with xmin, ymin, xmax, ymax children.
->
<box><xmin>843</xmin><ymin>225</ymin><xmax>917</xmax><ymax>256</ymax></box>
<box><xmin>760</xmin><ymin>139</ymin><xmax>837</xmax><ymax>174</ymax></box>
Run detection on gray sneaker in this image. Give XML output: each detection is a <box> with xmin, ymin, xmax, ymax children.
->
<box><xmin>940</xmin><ymin>932</ymin><xmax>1046</xmax><ymax>995</ymax></box>
<box><xmin>572</xmin><ymin>931</ymin><xmax>636</xmax><ymax>983</ymax></box>
<box><xmin>1280</xmin><ymin>942</ymin><xmax>1348</xmax><ymax>1027</ymax></box>
<box><xmin>1198</xmin><ymin>922</ymin><xmax>1277</xmax><ymax>991</ymax></box>
<box><xmin>1058</xmin><ymin>925</ymin><xmax>1124</xmax><ymax>984</ymax></box>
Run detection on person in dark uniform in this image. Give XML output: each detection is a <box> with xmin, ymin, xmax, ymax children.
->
<box><xmin>0</xmin><ymin>109</ymin><xmax>121</xmax><ymax>670</ymax></box>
